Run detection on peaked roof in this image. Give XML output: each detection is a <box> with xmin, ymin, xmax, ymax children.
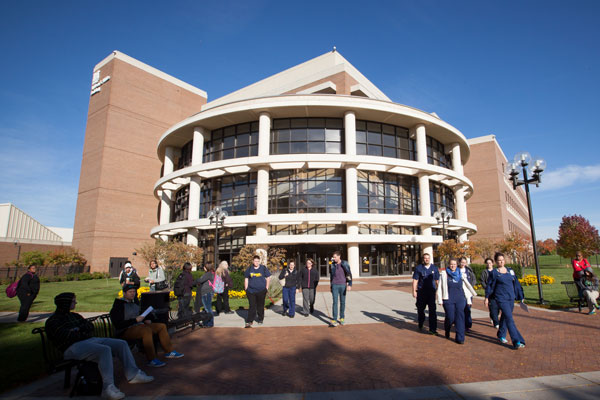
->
<box><xmin>0</xmin><ymin>203</ymin><xmax>64</xmax><ymax>243</ymax></box>
<box><xmin>204</xmin><ymin>50</ymin><xmax>390</xmax><ymax>110</ymax></box>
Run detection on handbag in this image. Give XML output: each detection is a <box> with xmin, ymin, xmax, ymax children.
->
<box><xmin>155</xmin><ymin>280</ymin><xmax>169</xmax><ymax>291</ymax></box>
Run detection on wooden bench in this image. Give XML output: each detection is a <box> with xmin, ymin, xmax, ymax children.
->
<box><xmin>561</xmin><ymin>281</ymin><xmax>586</xmax><ymax>312</ymax></box>
<box><xmin>31</xmin><ymin>313</ymin><xmax>114</xmax><ymax>389</ymax></box>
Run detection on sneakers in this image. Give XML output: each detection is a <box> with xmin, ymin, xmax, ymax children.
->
<box><xmin>330</xmin><ymin>319</ymin><xmax>338</xmax><ymax>327</ymax></box>
<box><xmin>494</xmin><ymin>324</ymin><xmax>500</xmax><ymax>329</ymax></box>
<box><xmin>589</xmin><ymin>309</ymin><xmax>596</xmax><ymax>315</ymax></box>
<box><xmin>257</xmin><ymin>320</ymin><xmax>264</xmax><ymax>325</ymax></box>
<box><xmin>147</xmin><ymin>359</ymin><xmax>166</xmax><ymax>368</ymax></box>
<box><xmin>499</xmin><ymin>337</ymin><xmax>509</xmax><ymax>344</ymax></box>
<box><xmin>515</xmin><ymin>342</ymin><xmax>526</xmax><ymax>349</ymax></box>
<box><xmin>244</xmin><ymin>322</ymin><xmax>252</xmax><ymax>328</ymax></box>
<box><xmin>165</xmin><ymin>351</ymin><xmax>184</xmax><ymax>359</ymax></box>
<box><xmin>339</xmin><ymin>318</ymin><xmax>344</xmax><ymax>325</ymax></box>
<box><xmin>102</xmin><ymin>384</ymin><xmax>125</xmax><ymax>400</ymax></box>
<box><xmin>129</xmin><ymin>370</ymin><xmax>154</xmax><ymax>384</ymax></box>
<box><xmin>428</xmin><ymin>330</ymin><xmax>438</xmax><ymax>336</ymax></box>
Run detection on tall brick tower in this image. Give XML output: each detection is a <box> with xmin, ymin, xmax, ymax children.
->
<box><xmin>72</xmin><ymin>51</ymin><xmax>206</xmax><ymax>274</ymax></box>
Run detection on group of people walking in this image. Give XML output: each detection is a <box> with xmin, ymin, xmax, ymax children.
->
<box><xmin>414</xmin><ymin>252</ymin><xmax>526</xmax><ymax>348</ymax></box>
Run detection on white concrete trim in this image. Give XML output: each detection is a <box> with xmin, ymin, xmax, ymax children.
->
<box><xmin>94</xmin><ymin>51</ymin><xmax>207</xmax><ymax>98</ymax></box>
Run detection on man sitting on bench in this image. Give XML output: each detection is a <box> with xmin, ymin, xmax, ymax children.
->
<box><xmin>110</xmin><ymin>284</ymin><xmax>184</xmax><ymax>368</ymax></box>
<box><xmin>45</xmin><ymin>292</ymin><xmax>154</xmax><ymax>400</ymax></box>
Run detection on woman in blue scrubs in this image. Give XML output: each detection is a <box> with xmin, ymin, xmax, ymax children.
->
<box><xmin>437</xmin><ymin>258</ymin><xmax>477</xmax><ymax>344</ymax></box>
<box><xmin>484</xmin><ymin>252</ymin><xmax>526</xmax><ymax>349</ymax></box>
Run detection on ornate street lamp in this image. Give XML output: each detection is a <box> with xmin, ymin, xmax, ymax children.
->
<box><xmin>433</xmin><ymin>206</ymin><xmax>453</xmax><ymax>241</ymax></box>
<box><xmin>207</xmin><ymin>206</ymin><xmax>228</xmax><ymax>265</ymax></box>
<box><xmin>505</xmin><ymin>152</ymin><xmax>546</xmax><ymax>304</ymax></box>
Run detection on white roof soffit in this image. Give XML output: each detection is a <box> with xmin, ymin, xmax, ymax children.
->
<box><xmin>204</xmin><ymin>51</ymin><xmax>390</xmax><ymax>110</ymax></box>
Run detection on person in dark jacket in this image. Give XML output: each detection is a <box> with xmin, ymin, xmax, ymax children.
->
<box><xmin>244</xmin><ymin>255</ymin><xmax>271</xmax><ymax>328</ymax></box>
<box><xmin>195</xmin><ymin>263</ymin><xmax>215</xmax><ymax>327</ymax></box>
<box><xmin>577</xmin><ymin>268</ymin><xmax>599</xmax><ymax>314</ymax></box>
<box><xmin>119</xmin><ymin>262</ymin><xmax>140</xmax><ymax>289</ymax></box>
<box><xmin>215</xmin><ymin>261</ymin><xmax>234</xmax><ymax>315</ymax></box>
<box><xmin>299</xmin><ymin>258</ymin><xmax>320</xmax><ymax>316</ymax></box>
<box><xmin>279</xmin><ymin>260</ymin><xmax>300</xmax><ymax>318</ymax></box>
<box><xmin>459</xmin><ymin>257</ymin><xmax>476</xmax><ymax>332</ymax></box>
<box><xmin>480</xmin><ymin>257</ymin><xmax>500</xmax><ymax>328</ymax></box>
<box><xmin>174</xmin><ymin>262</ymin><xmax>195</xmax><ymax>319</ymax></box>
<box><xmin>329</xmin><ymin>251</ymin><xmax>352</xmax><ymax>327</ymax></box>
<box><xmin>412</xmin><ymin>253</ymin><xmax>439</xmax><ymax>335</ymax></box>
<box><xmin>485</xmin><ymin>252</ymin><xmax>526</xmax><ymax>349</ymax></box>
<box><xmin>17</xmin><ymin>264</ymin><xmax>40</xmax><ymax>322</ymax></box>
<box><xmin>46</xmin><ymin>292</ymin><xmax>153</xmax><ymax>400</ymax></box>
<box><xmin>110</xmin><ymin>284</ymin><xmax>183</xmax><ymax>368</ymax></box>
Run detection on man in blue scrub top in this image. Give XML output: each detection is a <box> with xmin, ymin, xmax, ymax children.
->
<box><xmin>412</xmin><ymin>253</ymin><xmax>440</xmax><ymax>335</ymax></box>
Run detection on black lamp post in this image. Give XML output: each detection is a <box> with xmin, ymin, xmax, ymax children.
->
<box><xmin>505</xmin><ymin>152</ymin><xmax>546</xmax><ymax>304</ymax></box>
<box><xmin>433</xmin><ymin>206</ymin><xmax>453</xmax><ymax>241</ymax></box>
<box><xmin>207</xmin><ymin>206</ymin><xmax>228</xmax><ymax>265</ymax></box>
<box><xmin>14</xmin><ymin>240</ymin><xmax>21</xmax><ymax>263</ymax></box>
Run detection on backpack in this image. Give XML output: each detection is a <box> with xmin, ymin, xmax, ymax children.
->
<box><xmin>173</xmin><ymin>273</ymin><xmax>185</xmax><ymax>297</ymax></box>
<box><xmin>5</xmin><ymin>281</ymin><xmax>18</xmax><ymax>298</ymax></box>
<box><xmin>210</xmin><ymin>274</ymin><xmax>225</xmax><ymax>294</ymax></box>
<box><xmin>70</xmin><ymin>361</ymin><xmax>103</xmax><ymax>397</ymax></box>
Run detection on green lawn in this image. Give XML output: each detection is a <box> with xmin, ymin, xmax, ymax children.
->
<box><xmin>0</xmin><ymin>279</ymin><xmax>123</xmax><ymax>312</ymax></box>
<box><xmin>476</xmin><ymin>265</ymin><xmax>595</xmax><ymax>309</ymax></box>
<box><xmin>0</xmin><ymin>279</ymin><xmax>279</xmax><ymax>313</ymax></box>
<box><xmin>0</xmin><ymin>322</ymin><xmax>45</xmax><ymax>393</ymax></box>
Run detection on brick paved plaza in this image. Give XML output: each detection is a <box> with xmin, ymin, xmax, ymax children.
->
<box><xmin>18</xmin><ymin>278</ymin><xmax>600</xmax><ymax>398</ymax></box>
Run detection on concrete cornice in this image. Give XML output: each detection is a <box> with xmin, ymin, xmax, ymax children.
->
<box><xmin>94</xmin><ymin>50</ymin><xmax>207</xmax><ymax>98</ymax></box>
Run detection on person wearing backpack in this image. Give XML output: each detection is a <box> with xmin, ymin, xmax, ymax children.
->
<box><xmin>215</xmin><ymin>261</ymin><xmax>234</xmax><ymax>316</ymax></box>
<box><xmin>195</xmin><ymin>263</ymin><xmax>215</xmax><ymax>327</ymax></box>
<box><xmin>174</xmin><ymin>263</ymin><xmax>194</xmax><ymax>319</ymax></box>
<box><xmin>17</xmin><ymin>265</ymin><xmax>40</xmax><ymax>322</ymax></box>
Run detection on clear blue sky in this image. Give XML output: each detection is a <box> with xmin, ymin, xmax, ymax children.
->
<box><xmin>1</xmin><ymin>0</ymin><xmax>599</xmax><ymax>240</ymax></box>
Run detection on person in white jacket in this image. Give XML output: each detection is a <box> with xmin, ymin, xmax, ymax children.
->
<box><xmin>436</xmin><ymin>258</ymin><xmax>477</xmax><ymax>344</ymax></box>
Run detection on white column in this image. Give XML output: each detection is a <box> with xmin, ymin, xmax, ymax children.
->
<box><xmin>344</xmin><ymin>111</ymin><xmax>356</xmax><ymax>156</ymax></box>
<box><xmin>187</xmin><ymin>228</ymin><xmax>199</xmax><ymax>246</ymax></box>
<box><xmin>256</xmin><ymin>224</ymin><xmax>268</xmax><ymax>238</ymax></box>
<box><xmin>347</xmin><ymin>243</ymin><xmax>360</xmax><ymax>277</ymax></box>
<box><xmin>422</xmin><ymin>242</ymin><xmax>433</xmax><ymax>258</ymax></box>
<box><xmin>455</xmin><ymin>186</ymin><xmax>468</xmax><ymax>221</ymax></box>
<box><xmin>164</xmin><ymin>146</ymin><xmax>177</xmax><ymax>176</ymax></box>
<box><xmin>458</xmin><ymin>231</ymin><xmax>468</xmax><ymax>243</ymax></box>
<box><xmin>418</xmin><ymin>174</ymin><xmax>431</xmax><ymax>217</ymax></box>
<box><xmin>192</xmin><ymin>127</ymin><xmax>207</xmax><ymax>165</ymax></box>
<box><xmin>258</xmin><ymin>112</ymin><xmax>271</xmax><ymax>157</ymax></box>
<box><xmin>450</xmin><ymin>143</ymin><xmax>463</xmax><ymax>175</ymax></box>
<box><xmin>256</xmin><ymin>167</ymin><xmax>269</xmax><ymax>216</ymax></box>
<box><xmin>345</xmin><ymin>167</ymin><xmax>358</xmax><ymax>214</ymax></box>
<box><xmin>159</xmin><ymin>190</ymin><xmax>172</xmax><ymax>226</ymax></box>
<box><xmin>414</xmin><ymin>124</ymin><xmax>427</xmax><ymax>164</ymax></box>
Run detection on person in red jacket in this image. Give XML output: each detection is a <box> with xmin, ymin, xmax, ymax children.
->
<box><xmin>572</xmin><ymin>252</ymin><xmax>592</xmax><ymax>281</ymax></box>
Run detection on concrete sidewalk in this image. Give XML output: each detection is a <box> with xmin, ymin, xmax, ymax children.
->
<box><xmin>5</xmin><ymin>371</ymin><xmax>600</xmax><ymax>399</ymax></box>
<box><xmin>0</xmin><ymin>311</ymin><xmax>104</xmax><ymax>324</ymax></box>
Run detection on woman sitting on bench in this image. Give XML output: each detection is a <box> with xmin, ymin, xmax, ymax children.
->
<box><xmin>110</xmin><ymin>284</ymin><xmax>184</xmax><ymax>367</ymax></box>
<box><xmin>577</xmin><ymin>268</ymin><xmax>599</xmax><ymax>315</ymax></box>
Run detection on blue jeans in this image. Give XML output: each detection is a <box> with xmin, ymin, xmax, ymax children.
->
<box><xmin>64</xmin><ymin>337</ymin><xmax>140</xmax><ymax>387</ymax></box>
<box><xmin>444</xmin><ymin>298</ymin><xmax>466</xmax><ymax>343</ymax></box>
<box><xmin>331</xmin><ymin>284</ymin><xmax>346</xmax><ymax>321</ymax></box>
<box><xmin>282</xmin><ymin>287</ymin><xmax>296</xmax><ymax>316</ymax></box>
<box><xmin>497</xmin><ymin>300</ymin><xmax>525</xmax><ymax>345</ymax></box>
<box><xmin>201</xmin><ymin>292</ymin><xmax>214</xmax><ymax>327</ymax></box>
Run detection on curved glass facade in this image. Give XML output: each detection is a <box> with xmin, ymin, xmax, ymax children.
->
<box><xmin>356</xmin><ymin>120</ymin><xmax>416</xmax><ymax>160</ymax></box>
<box><xmin>357</xmin><ymin>171</ymin><xmax>419</xmax><ymax>214</ymax></box>
<box><xmin>200</xmin><ymin>173</ymin><xmax>257</xmax><ymax>217</ymax></box>
<box><xmin>203</xmin><ymin>122</ymin><xmax>259</xmax><ymax>163</ymax></box>
<box><xmin>269</xmin><ymin>224</ymin><xmax>347</xmax><ymax>235</ymax></box>
<box><xmin>270</xmin><ymin>118</ymin><xmax>344</xmax><ymax>155</ymax></box>
<box><xmin>177</xmin><ymin>140</ymin><xmax>193</xmax><ymax>170</ymax></box>
<box><xmin>172</xmin><ymin>185</ymin><xmax>189</xmax><ymax>222</ymax></box>
<box><xmin>427</xmin><ymin>136</ymin><xmax>452</xmax><ymax>169</ymax></box>
<box><xmin>269</xmin><ymin>169</ymin><xmax>344</xmax><ymax>213</ymax></box>
<box><xmin>430</xmin><ymin>181</ymin><xmax>456</xmax><ymax>215</ymax></box>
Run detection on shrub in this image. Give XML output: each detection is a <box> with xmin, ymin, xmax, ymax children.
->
<box><xmin>470</xmin><ymin>263</ymin><xmax>523</xmax><ymax>285</ymax></box>
<box><xmin>48</xmin><ymin>248</ymin><xmax>88</xmax><ymax>266</ymax></box>
<box><xmin>230</xmin><ymin>271</ymin><xmax>245</xmax><ymax>291</ymax></box>
<box><xmin>77</xmin><ymin>273</ymin><xmax>93</xmax><ymax>281</ymax></box>
<box><xmin>20</xmin><ymin>251</ymin><xmax>49</xmax><ymax>267</ymax></box>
